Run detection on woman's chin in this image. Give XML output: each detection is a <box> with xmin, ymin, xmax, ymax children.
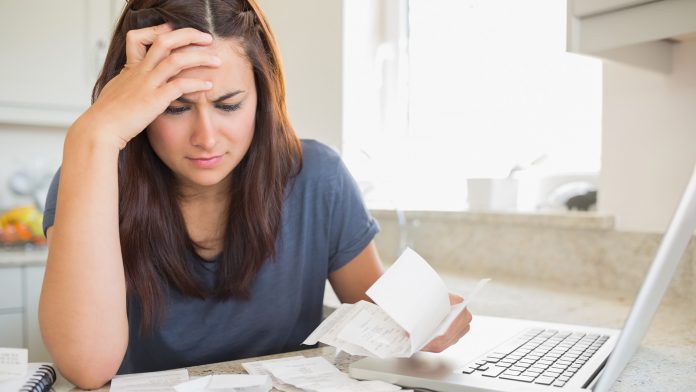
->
<box><xmin>178</xmin><ymin>172</ymin><xmax>231</xmax><ymax>190</ymax></box>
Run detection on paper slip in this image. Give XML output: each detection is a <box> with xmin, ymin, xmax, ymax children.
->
<box><xmin>174</xmin><ymin>376</ymin><xmax>212</xmax><ymax>392</ymax></box>
<box><xmin>262</xmin><ymin>357</ymin><xmax>349</xmax><ymax>391</ymax></box>
<box><xmin>208</xmin><ymin>375</ymin><xmax>272</xmax><ymax>392</ymax></box>
<box><xmin>0</xmin><ymin>347</ymin><xmax>28</xmax><ymax>381</ymax></box>
<box><xmin>303</xmin><ymin>300</ymin><xmax>411</xmax><ymax>357</ymax></box>
<box><xmin>110</xmin><ymin>368</ymin><xmax>189</xmax><ymax>392</ymax></box>
<box><xmin>242</xmin><ymin>356</ymin><xmax>305</xmax><ymax>392</ymax></box>
<box><xmin>335</xmin><ymin>301</ymin><xmax>412</xmax><ymax>358</ymax></box>
<box><xmin>259</xmin><ymin>356</ymin><xmax>403</xmax><ymax>392</ymax></box>
<box><xmin>173</xmin><ymin>375</ymin><xmax>271</xmax><ymax>392</ymax></box>
<box><xmin>303</xmin><ymin>248</ymin><xmax>490</xmax><ymax>358</ymax></box>
<box><xmin>317</xmin><ymin>380</ymin><xmax>404</xmax><ymax>392</ymax></box>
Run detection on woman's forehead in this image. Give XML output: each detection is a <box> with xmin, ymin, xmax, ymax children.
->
<box><xmin>171</xmin><ymin>37</ymin><xmax>253</xmax><ymax>83</ymax></box>
<box><xmin>171</xmin><ymin>37</ymin><xmax>246</xmax><ymax>59</ymax></box>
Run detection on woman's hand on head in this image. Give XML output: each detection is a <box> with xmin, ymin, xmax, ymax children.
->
<box><xmin>420</xmin><ymin>293</ymin><xmax>473</xmax><ymax>353</ymax></box>
<box><xmin>78</xmin><ymin>24</ymin><xmax>220</xmax><ymax>149</ymax></box>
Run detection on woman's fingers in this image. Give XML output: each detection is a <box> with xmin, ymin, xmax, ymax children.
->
<box><xmin>445</xmin><ymin>323</ymin><xmax>471</xmax><ymax>349</ymax></box>
<box><xmin>124</xmin><ymin>25</ymin><xmax>213</xmax><ymax>74</ymax></box>
<box><xmin>139</xmin><ymin>28</ymin><xmax>214</xmax><ymax>71</ymax></box>
<box><xmin>421</xmin><ymin>308</ymin><xmax>473</xmax><ymax>353</ymax></box>
<box><xmin>149</xmin><ymin>51</ymin><xmax>221</xmax><ymax>87</ymax></box>
<box><xmin>157</xmin><ymin>77</ymin><xmax>214</xmax><ymax>105</ymax></box>
<box><xmin>449</xmin><ymin>293</ymin><xmax>464</xmax><ymax>305</ymax></box>
<box><xmin>422</xmin><ymin>336</ymin><xmax>448</xmax><ymax>353</ymax></box>
<box><xmin>124</xmin><ymin>23</ymin><xmax>173</xmax><ymax>65</ymax></box>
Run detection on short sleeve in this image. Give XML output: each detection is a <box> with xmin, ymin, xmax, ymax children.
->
<box><xmin>42</xmin><ymin>167</ymin><xmax>62</xmax><ymax>236</ymax></box>
<box><xmin>327</xmin><ymin>157</ymin><xmax>380</xmax><ymax>273</ymax></box>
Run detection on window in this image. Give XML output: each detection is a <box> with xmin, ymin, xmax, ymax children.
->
<box><xmin>343</xmin><ymin>0</ymin><xmax>603</xmax><ymax>211</ymax></box>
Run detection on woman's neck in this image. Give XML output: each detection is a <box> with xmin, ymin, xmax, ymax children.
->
<box><xmin>177</xmin><ymin>180</ymin><xmax>231</xmax><ymax>261</ymax></box>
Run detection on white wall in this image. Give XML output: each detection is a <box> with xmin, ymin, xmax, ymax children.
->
<box><xmin>599</xmin><ymin>41</ymin><xmax>696</xmax><ymax>232</ymax></box>
<box><xmin>258</xmin><ymin>0</ymin><xmax>344</xmax><ymax>151</ymax></box>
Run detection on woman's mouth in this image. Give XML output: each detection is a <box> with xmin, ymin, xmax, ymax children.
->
<box><xmin>187</xmin><ymin>154</ymin><xmax>224</xmax><ymax>169</ymax></box>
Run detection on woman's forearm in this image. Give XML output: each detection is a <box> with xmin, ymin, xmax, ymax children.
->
<box><xmin>39</xmin><ymin>118</ymin><xmax>129</xmax><ymax>389</ymax></box>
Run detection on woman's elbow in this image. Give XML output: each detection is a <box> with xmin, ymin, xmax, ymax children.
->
<box><xmin>45</xmin><ymin>334</ymin><xmax>127</xmax><ymax>390</ymax></box>
<box><xmin>59</xmin><ymin>355</ymin><xmax>122</xmax><ymax>390</ymax></box>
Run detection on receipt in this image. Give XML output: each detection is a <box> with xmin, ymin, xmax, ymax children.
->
<box><xmin>0</xmin><ymin>348</ymin><xmax>28</xmax><ymax>381</ymax></box>
<box><xmin>173</xmin><ymin>374</ymin><xmax>271</xmax><ymax>392</ymax></box>
<box><xmin>320</xmin><ymin>380</ymin><xmax>404</xmax><ymax>392</ymax></box>
<box><xmin>304</xmin><ymin>247</ymin><xmax>491</xmax><ymax>359</ymax></box>
<box><xmin>259</xmin><ymin>357</ymin><xmax>403</xmax><ymax>392</ymax></box>
<box><xmin>303</xmin><ymin>302</ymin><xmax>357</xmax><ymax>345</ymax></box>
<box><xmin>174</xmin><ymin>376</ymin><xmax>211</xmax><ymax>392</ymax></box>
<box><xmin>303</xmin><ymin>302</ymin><xmax>379</xmax><ymax>356</ymax></box>
<box><xmin>207</xmin><ymin>375</ymin><xmax>271</xmax><ymax>392</ymax></box>
<box><xmin>262</xmin><ymin>357</ymin><xmax>352</xmax><ymax>391</ymax></box>
<box><xmin>336</xmin><ymin>301</ymin><xmax>411</xmax><ymax>358</ymax></box>
<box><xmin>111</xmin><ymin>368</ymin><xmax>189</xmax><ymax>392</ymax></box>
<box><xmin>242</xmin><ymin>356</ymin><xmax>305</xmax><ymax>392</ymax></box>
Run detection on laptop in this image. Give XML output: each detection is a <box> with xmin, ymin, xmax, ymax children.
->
<box><xmin>350</xmin><ymin>164</ymin><xmax>696</xmax><ymax>392</ymax></box>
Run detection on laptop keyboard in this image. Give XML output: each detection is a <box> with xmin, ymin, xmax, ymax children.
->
<box><xmin>461</xmin><ymin>328</ymin><xmax>610</xmax><ymax>387</ymax></box>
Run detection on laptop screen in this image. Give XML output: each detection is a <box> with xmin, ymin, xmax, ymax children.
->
<box><xmin>593</xmin><ymin>164</ymin><xmax>696</xmax><ymax>392</ymax></box>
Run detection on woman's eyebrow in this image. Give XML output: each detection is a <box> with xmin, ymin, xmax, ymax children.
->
<box><xmin>176</xmin><ymin>90</ymin><xmax>245</xmax><ymax>104</ymax></box>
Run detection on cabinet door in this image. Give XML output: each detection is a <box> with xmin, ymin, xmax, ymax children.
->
<box><xmin>0</xmin><ymin>313</ymin><xmax>24</xmax><ymax>348</ymax></box>
<box><xmin>0</xmin><ymin>267</ymin><xmax>23</xmax><ymax>310</ymax></box>
<box><xmin>25</xmin><ymin>266</ymin><xmax>51</xmax><ymax>362</ymax></box>
<box><xmin>0</xmin><ymin>0</ymin><xmax>117</xmax><ymax>126</ymax></box>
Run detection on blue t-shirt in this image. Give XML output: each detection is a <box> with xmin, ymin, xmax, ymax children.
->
<box><xmin>42</xmin><ymin>139</ymin><xmax>379</xmax><ymax>374</ymax></box>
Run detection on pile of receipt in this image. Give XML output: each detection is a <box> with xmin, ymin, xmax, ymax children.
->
<box><xmin>110</xmin><ymin>356</ymin><xmax>410</xmax><ymax>392</ymax></box>
<box><xmin>241</xmin><ymin>355</ymin><xmax>411</xmax><ymax>392</ymax></box>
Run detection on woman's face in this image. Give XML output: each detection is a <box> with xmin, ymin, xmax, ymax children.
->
<box><xmin>147</xmin><ymin>38</ymin><xmax>257</xmax><ymax>194</ymax></box>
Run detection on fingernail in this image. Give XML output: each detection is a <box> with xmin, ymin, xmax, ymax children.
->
<box><xmin>211</xmin><ymin>56</ymin><xmax>222</xmax><ymax>65</ymax></box>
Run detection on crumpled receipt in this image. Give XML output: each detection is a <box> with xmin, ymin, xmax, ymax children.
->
<box><xmin>304</xmin><ymin>248</ymin><xmax>490</xmax><ymax>358</ymax></box>
<box><xmin>244</xmin><ymin>356</ymin><xmax>408</xmax><ymax>392</ymax></box>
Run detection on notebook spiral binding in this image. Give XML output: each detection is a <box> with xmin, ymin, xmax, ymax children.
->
<box><xmin>19</xmin><ymin>364</ymin><xmax>56</xmax><ymax>392</ymax></box>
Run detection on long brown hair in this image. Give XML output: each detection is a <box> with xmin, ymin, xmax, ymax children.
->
<box><xmin>92</xmin><ymin>0</ymin><xmax>302</xmax><ymax>334</ymax></box>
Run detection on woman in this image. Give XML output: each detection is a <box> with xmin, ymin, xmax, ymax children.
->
<box><xmin>39</xmin><ymin>0</ymin><xmax>473</xmax><ymax>389</ymax></box>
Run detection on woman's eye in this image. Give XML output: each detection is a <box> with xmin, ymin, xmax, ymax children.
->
<box><xmin>217</xmin><ymin>103</ymin><xmax>242</xmax><ymax>112</ymax></box>
<box><xmin>163</xmin><ymin>106</ymin><xmax>189</xmax><ymax>115</ymax></box>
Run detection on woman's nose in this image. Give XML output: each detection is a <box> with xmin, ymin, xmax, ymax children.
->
<box><xmin>190</xmin><ymin>110</ymin><xmax>218</xmax><ymax>150</ymax></box>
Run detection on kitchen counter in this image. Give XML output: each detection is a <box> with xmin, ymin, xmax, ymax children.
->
<box><xmin>371</xmin><ymin>210</ymin><xmax>696</xmax><ymax>309</ymax></box>
<box><xmin>371</xmin><ymin>209</ymin><xmax>616</xmax><ymax>230</ymax></box>
<box><xmin>52</xmin><ymin>274</ymin><xmax>695</xmax><ymax>391</ymax></box>
<box><xmin>0</xmin><ymin>248</ymin><xmax>47</xmax><ymax>267</ymax></box>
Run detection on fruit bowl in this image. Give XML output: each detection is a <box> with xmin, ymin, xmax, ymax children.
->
<box><xmin>0</xmin><ymin>205</ymin><xmax>47</xmax><ymax>248</ymax></box>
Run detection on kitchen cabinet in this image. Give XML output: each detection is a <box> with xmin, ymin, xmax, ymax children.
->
<box><xmin>0</xmin><ymin>267</ymin><xmax>24</xmax><ymax>349</ymax></box>
<box><xmin>0</xmin><ymin>0</ymin><xmax>124</xmax><ymax>127</ymax></box>
<box><xmin>25</xmin><ymin>266</ymin><xmax>50</xmax><ymax>361</ymax></box>
<box><xmin>567</xmin><ymin>0</ymin><xmax>696</xmax><ymax>73</ymax></box>
<box><xmin>0</xmin><ymin>314</ymin><xmax>24</xmax><ymax>348</ymax></box>
<box><xmin>0</xmin><ymin>253</ymin><xmax>50</xmax><ymax>362</ymax></box>
<box><xmin>0</xmin><ymin>267</ymin><xmax>23</xmax><ymax>309</ymax></box>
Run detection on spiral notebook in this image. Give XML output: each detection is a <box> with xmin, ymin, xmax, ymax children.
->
<box><xmin>0</xmin><ymin>363</ymin><xmax>57</xmax><ymax>392</ymax></box>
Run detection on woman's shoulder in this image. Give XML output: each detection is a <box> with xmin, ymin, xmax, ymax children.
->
<box><xmin>300</xmin><ymin>139</ymin><xmax>341</xmax><ymax>164</ymax></box>
<box><xmin>298</xmin><ymin>139</ymin><xmax>343</xmax><ymax>180</ymax></box>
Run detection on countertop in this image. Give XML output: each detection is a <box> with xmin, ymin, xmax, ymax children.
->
<box><xmin>52</xmin><ymin>274</ymin><xmax>695</xmax><ymax>391</ymax></box>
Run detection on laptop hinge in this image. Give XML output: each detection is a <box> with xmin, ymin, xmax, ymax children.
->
<box><xmin>582</xmin><ymin>356</ymin><xmax>609</xmax><ymax>389</ymax></box>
